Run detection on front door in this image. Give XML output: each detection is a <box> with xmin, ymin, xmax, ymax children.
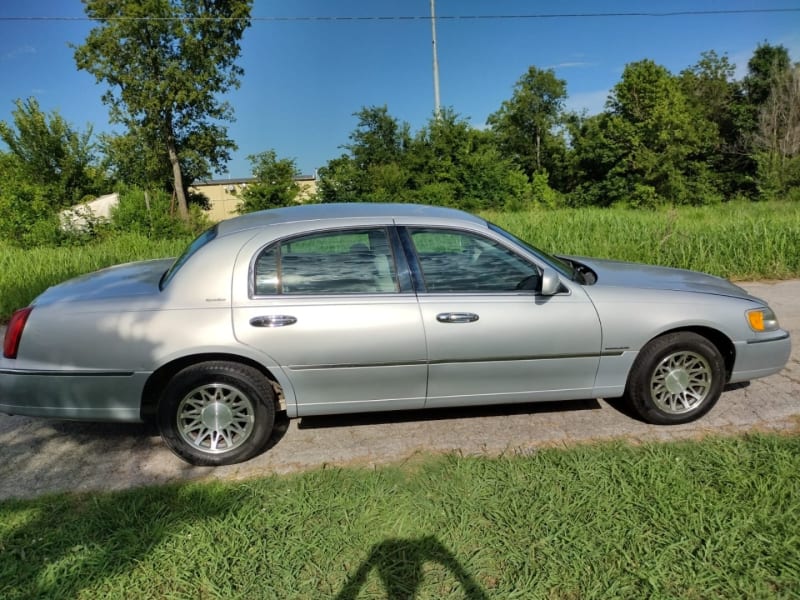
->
<box><xmin>403</xmin><ymin>227</ymin><xmax>602</xmax><ymax>407</ymax></box>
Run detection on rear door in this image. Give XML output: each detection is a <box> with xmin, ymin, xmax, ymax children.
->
<box><xmin>232</xmin><ymin>226</ymin><xmax>428</xmax><ymax>416</ymax></box>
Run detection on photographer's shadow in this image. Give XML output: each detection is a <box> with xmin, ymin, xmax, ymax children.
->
<box><xmin>336</xmin><ymin>536</ymin><xmax>489</xmax><ymax>600</ymax></box>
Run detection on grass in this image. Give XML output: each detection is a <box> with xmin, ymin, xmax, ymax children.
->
<box><xmin>0</xmin><ymin>233</ymin><xmax>191</xmax><ymax>322</ymax></box>
<box><xmin>0</xmin><ymin>434</ymin><xmax>797</xmax><ymax>599</ymax></box>
<box><xmin>2</xmin><ymin>201</ymin><xmax>800</xmax><ymax>322</ymax></box>
<box><xmin>2</xmin><ymin>204</ymin><xmax>797</xmax><ymax>597</ymax></box>
<box><xmin>484</xmin><ymin>201</ymin><xmax>800</xmax><ymax>281</ymax></box>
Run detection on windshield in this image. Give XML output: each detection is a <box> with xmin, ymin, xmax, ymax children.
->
<box><xmin>159</xmin><ymin>225</ymin><xmax>219</xmax><ymax>290</ymax></box>
<box><xmin>488</xmin><ymin>222</ymin><xmax>577</xmax><ymax>281</ymax></box>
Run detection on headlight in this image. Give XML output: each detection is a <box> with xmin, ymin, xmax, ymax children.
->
<box><xmin>746</xmin><ymin>307</ymin><xmax>780</xmax><ymax>332</ymax></box>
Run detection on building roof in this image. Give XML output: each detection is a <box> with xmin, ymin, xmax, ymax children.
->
<box><xmin>192</xmin><ymin>175</ymin><xmax>316</xmax><ymax>186</ymax></box>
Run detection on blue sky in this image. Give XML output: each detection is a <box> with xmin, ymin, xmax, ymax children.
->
<box><xmin>1</xmin><ymin>0</ymin><xmax>798</xmax><ymax>178</ymax></box>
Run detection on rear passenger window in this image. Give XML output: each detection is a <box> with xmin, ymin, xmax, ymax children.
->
<box><xmin>253</xmin><ymin>228</ymin><xmax>399</xmax><ymax>296</ymax></box>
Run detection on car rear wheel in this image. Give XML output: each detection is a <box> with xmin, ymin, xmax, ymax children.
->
<box><xmin>157</xmin><ymin>361</ymin><xmax>276</xmax><ymax>466</ymax></box>
<box><xmin>626</xmin><ymin>332</ymin><xmax>725</xmax><ymax>425</ymax></box>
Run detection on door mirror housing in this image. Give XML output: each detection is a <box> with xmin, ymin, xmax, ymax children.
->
<box><xmin>540</xmin><ymin>268</ymin><xmax>562</xmax><ymax>296</ymax></box>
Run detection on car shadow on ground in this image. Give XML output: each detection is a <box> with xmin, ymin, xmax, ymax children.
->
<box><xmin>601</xmin><ymin>380</ymin><xmax>752</xmax><ymax>423</ymax></box>
<box><xmin>46</xmin><ymin>412</ymin><xmax>291</xmax><ymax>454</ymax></box>
<box><xmin>299</xmin><ymin>380</ymin><xmax>753</xmax><ymax>430</ymax></box>
<box><xmin>298</xmin><ymin>397</ymin><xmax>603</xmax><ymax>429</ymax></box>
<box><xmin>42</xmin><ymin>412</ymin><xmax>289</xmax><ymax>469</ymax></box>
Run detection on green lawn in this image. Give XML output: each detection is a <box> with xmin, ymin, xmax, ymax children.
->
<box><xmin>1</xmin><ymin>434</ymin><xmax>798</xmax><ymax>599</ymax></box>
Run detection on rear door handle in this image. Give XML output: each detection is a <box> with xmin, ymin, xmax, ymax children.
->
<box><xmin>436</xmin><ymin>312</ymin><xmax>479</xmax><ymax>324</ymax></box>
<box><xmin>250</xmin><ymin>315</ymin><xmax>297</xmax><ymax>327</ymax></box>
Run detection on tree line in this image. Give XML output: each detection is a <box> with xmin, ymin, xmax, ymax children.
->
<box><xmin>315</xmin><ymin>44</ymin><xmax>799</xmax><ymax>210</ymax></box>
<box><xmin>0</xmin><ymin>0</ymin><xmax>798</xmax><ymax>247</ymax></box>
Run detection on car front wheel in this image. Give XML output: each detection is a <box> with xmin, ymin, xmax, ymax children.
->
<box><xmin>626</xmin><ymin>332</ymin><xmax>725</xmax><ymax>425</ymax></box>
<box><xmin>157</xmin><ymin>361</ymin><xmax>276</xmax><ymax>466</ymax></box>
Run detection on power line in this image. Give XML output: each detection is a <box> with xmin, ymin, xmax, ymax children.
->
<box><xmin>1</xmin><ymin>8</ymin><xmax>799</xmax><ymax>23</ymax></box>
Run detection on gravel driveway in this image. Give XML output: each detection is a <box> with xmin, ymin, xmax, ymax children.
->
<box><xmin>2</xmin><ymin>280</ymin><xmax>798</xmax><ymax>500</ymax></box>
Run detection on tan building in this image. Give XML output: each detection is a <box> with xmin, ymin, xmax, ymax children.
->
<box><xmin>191</xmin><ymin>175</ymin><xmax>317</xmax><ymax>222</ymax></box>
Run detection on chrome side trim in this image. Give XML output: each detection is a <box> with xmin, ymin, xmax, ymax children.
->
<box><xmin>288</xmin><ymin>351</ymin><xmax>621</xmax><ymax>371</ymax></box>
<box><xmin>0</xmin><ymin>369</ymin><xmax>135</xmax><ymax>377</ymax></box>
<box><xmin>289</xmin><ymin>360</ymin><xmax>428</xmax><ymax>371</ymax></box>
<box><xmin>429</xmin><ymin>351</ymin><xmax>622</xmax><ymax>364</ymax></box>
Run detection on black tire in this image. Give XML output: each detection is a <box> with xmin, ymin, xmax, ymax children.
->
<box><xmin>157</xmin><ymin>361</ymin><xmax>276</xmax><ymax>466</ymax></box>
<box><xmin>626</xmin><ymin>332</ymin><xmax>725</xmax><ymax>425</ymax></box>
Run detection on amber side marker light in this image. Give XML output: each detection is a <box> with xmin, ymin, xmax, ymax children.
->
<box><xmin>746</xmin><ymin>307</ymin><xmax>779</xmax><ymax>333</ymax></box>
<box><xmin>3</xmin><ymin>307</ymin><xmax>33</xmax><ymax>359</ymax></box>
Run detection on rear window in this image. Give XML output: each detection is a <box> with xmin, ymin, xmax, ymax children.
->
<box><xmin>253</xmin><ymin>227</ymin><xmax>399</xmax><ymax>296</ymax></box>
<box><xmin>159</xmin><ymin>225</ymin><xmax>218</xmax><ymax>290</ymax></box>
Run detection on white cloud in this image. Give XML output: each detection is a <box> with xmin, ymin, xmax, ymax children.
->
<box><xmin>546</xmin><ymin>61</ymin><xmax>594</xmax><ymax>70</ymax></box>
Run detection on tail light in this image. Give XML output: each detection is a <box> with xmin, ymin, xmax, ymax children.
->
<box><xmin>3</xmin><ymin>307</ymin><xmax>33</xmax><ymax>359</ymax></box>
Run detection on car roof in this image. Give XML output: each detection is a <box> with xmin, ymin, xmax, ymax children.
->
<box><xmin>215</xmin><ymin>202</ymin><xmax>486</xmax><ymax>236</ymax></box>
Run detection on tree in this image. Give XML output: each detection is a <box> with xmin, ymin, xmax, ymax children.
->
<box><xmin>74</xmin><ymin>0</ymin><xmax>252</xmax><ymax>220</ymax></box>
<box><xmin>99</xmin><ymin>128</ymin><xmax>169</xmax><ymax>190</ymax></box>
<box><xmin>486</xmin><ymin>66</ymin><xmax>568</xmax><ymax>183</ymax></box>
<box><xmin>572</xmin><ymin>60</ymin><xmax>719</xmax><ymax>206</ymax></box>
<box><xmin>679</xmin><ymin>51</ymin><xmax>745</xmax><ymax>195</ymax></box>
<box><xmin>318</xmin><ymin>106</ymin><xmax>412</xmax><ymax>203</ymax></box>
<box><xmin>739</xmin><ymin>46</ymin><xmax>792</xmax><ymax>146</ymax></box>
<box><xmin>346</xmin><ymin>105</ymin><xmax>410</xmax><ymax>168</ymax></box>
<box><xmin>743</xmin><ymin>44</ymin><xmax>792</xmax><ymax>109</ymax></box>
<box><xmin>236</xmin><ymin>150</ymin><xmax>301</xmax><ymax>213</ymax></box>
<box><xmin>730</xmin><ymin>43</ymin><xmax>794</xmax><ymax>194</ymax></box>
<box><xmin>753</xmin><ymin>64</ymin><xmax>800</xmax><ymax>198</ymax></box>
<box><xmin>408</xmin><ymin>109</ymin><xmax>529</xmax><ymax>209</ymax></box>
<box><xmin>316</xmin><ymin>155</ymin><xmax>364</xmax><ymax>203</ymax></box>
<box><xmin>318</xmin><ymin>106</ymin><xmax>529</xmax><ymax>208</ymax></box>
<box><xmin>0</xmin><ymin>97</ymin><xmax>103</xmax><ymax>207</ymax></box>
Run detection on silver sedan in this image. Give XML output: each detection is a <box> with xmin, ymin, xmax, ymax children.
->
<box><xmin>0</xmin><ymin>203</ymin><xmax>791</xmax><ymax>465</ymax></box>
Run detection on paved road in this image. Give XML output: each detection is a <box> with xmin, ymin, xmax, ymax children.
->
<box><xmin>1</xmin><ymin>281</ymin><xmax>798</xmax><ymax>500</ymax></box>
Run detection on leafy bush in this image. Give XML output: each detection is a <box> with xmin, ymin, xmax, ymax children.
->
<box><xmin>529</xmin><ymin>171</ymin><xmax>561</xmax><ymax>207</ymax></box>
<box><xmin>111</xmin><ymin>186</ymin><xmax>208</xmax><ymax>238</ymax></box>
<box><xmin>236</xmin><ymin>151</ymin><xmax>301</xmax><ymax>213</ymax></box>
<box><xmin>0</xmin><ymin>181</ymin><xmax>66</xmax><ymax>248</ymax></box>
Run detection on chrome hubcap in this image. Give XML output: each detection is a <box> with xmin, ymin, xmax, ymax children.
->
<box><xmin>177</xmin><ymin>383</ymin><xmax>255</xmax><ymax>454</ymax></box>
<box><xmin>650</xmin><ymin>351</ymin><xmax>712</xmax><ymax>414</ymax></box>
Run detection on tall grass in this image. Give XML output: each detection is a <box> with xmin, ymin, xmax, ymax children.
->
<box><xmin>1</xmin><ymin>435</ymin><xmax>798</xmax><ymax>599</ymax></box>
<box><xmin>0</xmin><ymin>233</ymin><xmax>190</xmax><ymax>320</ymax></box>
<box><xmin>2</xmin><ymin>202</ymin><xmax>799</xmax><ymax>322</ymax></box>
<box><xmin>485</xmin><ymin>201</ymin><xmax>800</xmax><ymax>280</ymax></box>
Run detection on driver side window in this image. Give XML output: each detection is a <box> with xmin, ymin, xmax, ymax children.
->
<box><xmin>408</xmin><ymin>228</ymin><xmax>538</xmax><ymax>293</ymax></box>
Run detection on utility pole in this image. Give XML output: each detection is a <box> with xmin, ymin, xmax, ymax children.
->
<box><xmin>430</xmin><ymin>0</ymin><xmax>441</xmax><ymax>118</ymax></box>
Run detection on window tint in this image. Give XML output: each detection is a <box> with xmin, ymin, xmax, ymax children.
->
<box><xmin>253</xmin><ymin>228</ymin><xmax>399</xmax><ymax>296</ymax></box>
<box><xmin>254</xmin><ymin>245</ymin><xmax>279</xmax><ymax>295</ymax></box>
<box><xmin>409</xmin><ymin>228</ymin><xmax>538</xmax><ymax>293</ymax></box>
<box><xmin>488</xmin><ymin>222</ymin><xmax>576</xmax><ymax>280</ymax></box>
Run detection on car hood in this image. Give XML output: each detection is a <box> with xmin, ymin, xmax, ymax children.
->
<box><xmin>33</xmin><ymin>258</ymin><xmax>174</xmax><ymax>305</ymax></box>
<box><xmin>565</xmin><ymin>256</ymin><xmax>756</xmax><ymax>300</ymax></box>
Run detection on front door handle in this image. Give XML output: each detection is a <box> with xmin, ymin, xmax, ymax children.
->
<box><xmin>250</xmin><ymin>315</ymin><xmax>297</xmax><ymax>328</ymax></box>
<box><xmin>436</xmin><ymin>312</ymin><xmax>479</xmax><ymax>324</ymax></box>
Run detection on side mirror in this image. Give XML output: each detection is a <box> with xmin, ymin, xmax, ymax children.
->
<box><xmin>539</xmin><ymin>267</ymin><xmax>561</xmax><ymax>296</ymax></box>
